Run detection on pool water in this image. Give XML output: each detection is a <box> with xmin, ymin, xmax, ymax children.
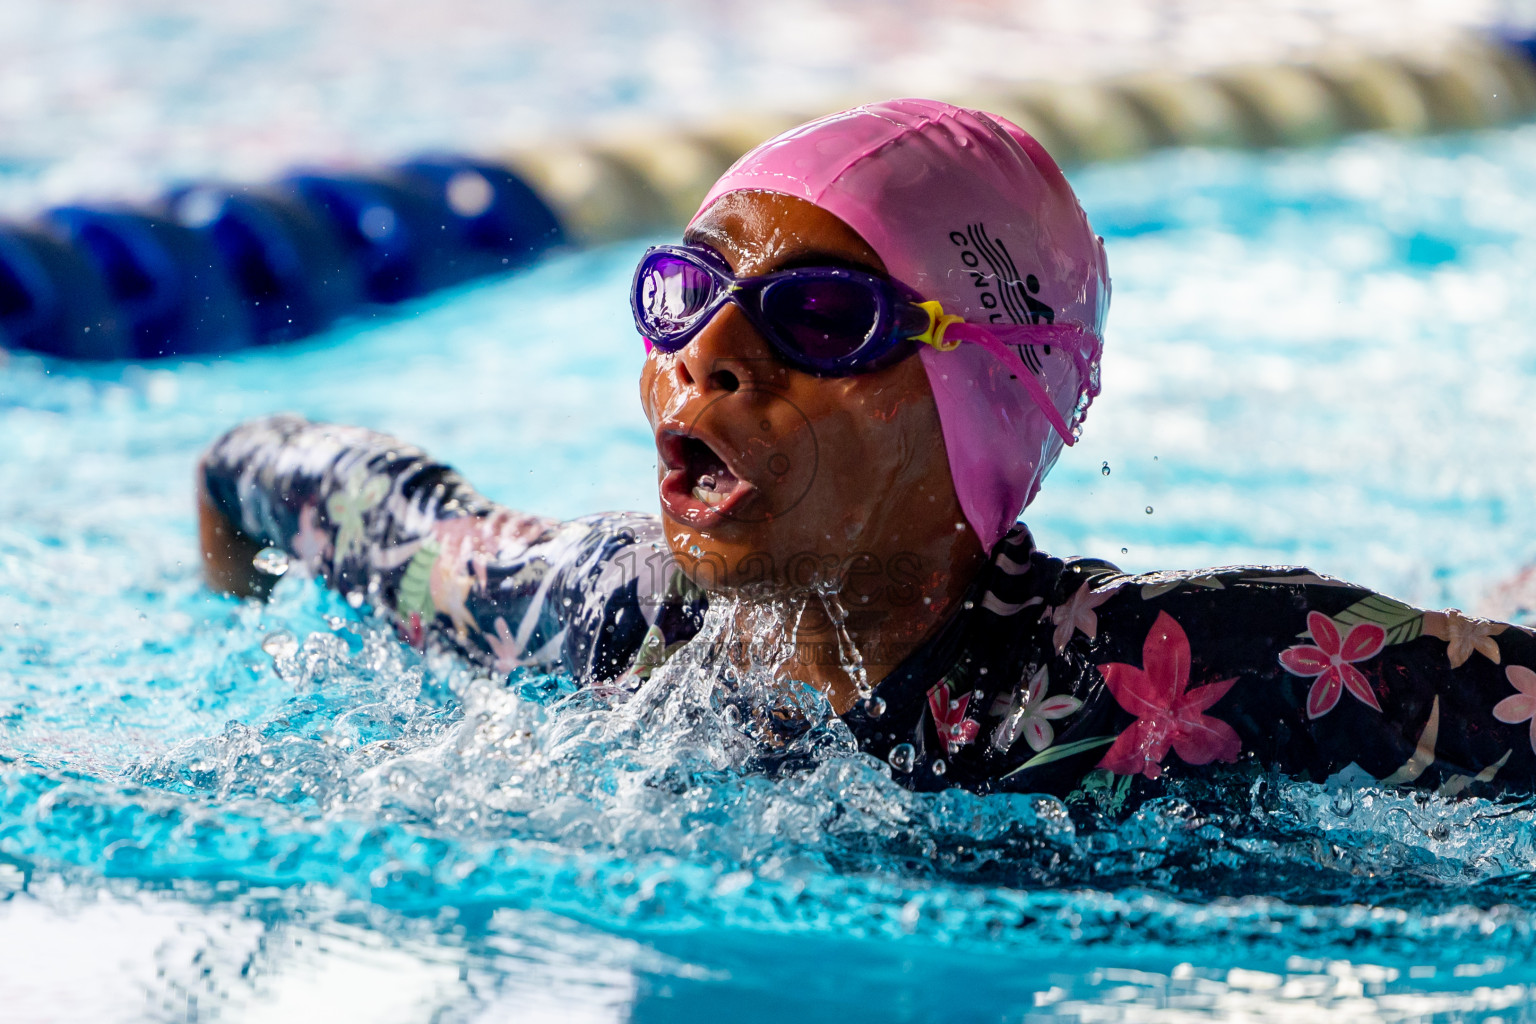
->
<box><xmin>4</xmin><ymin>128</ymin><xmax>1536</xmax><ymax>1022</ymax></box>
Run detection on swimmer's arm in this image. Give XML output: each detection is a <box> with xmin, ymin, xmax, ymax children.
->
<box><xmin>197</xmin><ymin>412</ymin><xmax>511</xmax><ymax>616</ymax></box>
<box><xmin>197</xmin><ymin>415</ymin><xmax>696</xmax><ymax>683</ymax></box>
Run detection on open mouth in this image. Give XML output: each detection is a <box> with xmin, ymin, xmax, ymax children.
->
<box><xmin>681</xmin><ymin>435</ymin><xmax>739</xmax><ymax>506</ymax></box>
<box><xmin>658</xmin><ymin>430</ymin><xmax>753</xmax><ymax>525</ymax></box>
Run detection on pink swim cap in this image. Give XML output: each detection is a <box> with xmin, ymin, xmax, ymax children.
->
<box><xmin>690</xmin><ymin>98</ymin><xmax>1110</xmax><ymax>552</ymax></box>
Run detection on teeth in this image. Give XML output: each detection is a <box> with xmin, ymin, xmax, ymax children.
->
<box><xmin>693</xmin><ymin>474</ymin><xmax>724</xmax><ymax>505</ymax></box>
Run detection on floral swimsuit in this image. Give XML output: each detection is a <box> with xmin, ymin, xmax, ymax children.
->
<box><xmin>203</xmin><ymin>416</ymin><xmax>1536</xmax><ymax>799</ymax></box>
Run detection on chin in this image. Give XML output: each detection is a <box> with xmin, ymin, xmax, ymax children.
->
<box><xmin>664</xmin><ymin>509</ymin><xmax>885</xmax><ymax>601</ymax></box>
<box><xmin>662</xmin><ymin>516</ymin><xmax>779</xmax><ymax>594</ymax></box>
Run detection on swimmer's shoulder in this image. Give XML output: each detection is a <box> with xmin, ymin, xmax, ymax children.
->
<box><xmin>1049</xmin><ymin>554</ymin><xmax>1383</xmax><ymax>623</ymax></box>
<box><xmin>1056</xmin><ymin>561</ymin><xmax>1370</xmax><ymax>602</ymax></box>
<box><xmin>1015</xmin><ymin>530</ymin><xmax>1390</xmax><ymax>645</ymax></box>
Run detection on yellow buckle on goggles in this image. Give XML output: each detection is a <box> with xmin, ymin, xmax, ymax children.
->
<box><xmin>913</xmin><ymin>300</ymin><xmax>966</xmax><ymax>352</ymax></box>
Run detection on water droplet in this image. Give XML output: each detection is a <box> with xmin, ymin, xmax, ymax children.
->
<box><xmin>260</xmin><ymin>631</ymin><xmax>298</xmax><ymax>659</ymax></box>
<box><xmin>258</xmin><ymin>752</ymin><xmax>276</xmax><ymax>768</ymax></box>
<box><xmin>865</xmin><ymin>696</ymin><xmax>886</xmax><ymax>717</ymax></box>
<box><xmin>1145</xmin><ymin>506</ymin><xmax>1154</xmax><ymax>515</ymax></box>
<box><xmin>1101</xmin><ymin>462</ymin><xmax>1111</xmax><ymax>476</ymax></box>
<box><xmin>1121</xmin><ymin>547</ymin><xmax>1128</xmax><ymax>554</ymax></box>
<box><xmin>325</xmin><ymin>614</ymin><xmax>348</xmax><ymax>631</ymax></box>
<box><xmin>346</xmin><ymin>591</ymin><xmax>364</xmax><ymax>609</ymax></box>
<box><xmin>888</xmin><ymin>743</ymin><xmax>916</xmax><ymax>773</ymax></box>
<box><xmin>1330</xmin><ymin>788</ymin><xmax>1355</xmax><ymax>817</ymax></box>
<box><xmin>954</xmin><ymin>522</ymin><xmax>966</xmax><ymax>532</ymax></box>
<box><xmin>251</xmin><ymin>547</ymin><xmax>290</xmax><ymax>577</ymax></box>
<box><xmin>932</xmin><ymin>758</ymin><xmax>947</xmax><ymax>776</ymax></box>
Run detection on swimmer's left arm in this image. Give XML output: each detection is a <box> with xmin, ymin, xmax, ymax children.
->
<box><xmin>1022</xmin><ymin>566</ymin><xmax>1536</xmax><ymax>796</ymax></box>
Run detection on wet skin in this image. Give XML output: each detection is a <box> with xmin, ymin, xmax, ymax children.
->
<box><xmin>640</xmin><ymin>190</ymin><xmax>987</xmax><ymax>711</ymax></box>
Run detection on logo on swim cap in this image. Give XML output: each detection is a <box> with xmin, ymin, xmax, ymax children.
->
<box><xmin>947</xmin><ymin>223</ymin><xmax>1055</xmax><ymax>330</ymax></box>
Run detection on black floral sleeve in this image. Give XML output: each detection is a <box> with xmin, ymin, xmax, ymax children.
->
<box><xmin>845</xmin><ymin>527</ymin><xmax>1536</xmax><ymax>800</ymax></box>
<box><xmin>199</xmin><ymin>415</ymin><xmax>704</xmax><ymax>685</ymax></box>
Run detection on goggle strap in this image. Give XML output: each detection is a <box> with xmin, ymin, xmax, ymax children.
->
<box><xmin>939</xmin><ymin>320</ymin><xmax>1083</xmax><ymax>446</ymax></box>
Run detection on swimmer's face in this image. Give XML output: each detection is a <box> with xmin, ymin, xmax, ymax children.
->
<box><xmin>639</xmin><ymin>190</ymin><xmax>978</xmax><ymax>597</ymax></box>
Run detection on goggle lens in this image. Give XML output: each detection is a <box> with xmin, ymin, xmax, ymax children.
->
<box><xmin>638</xmin><ymin>253</ymin><xmax>718</xmax><ymax>346</ymax></box>
<box><xmin>759</xmin><ymin>278</ymin><xmax>881</xmax><ymax>363</ymax></box>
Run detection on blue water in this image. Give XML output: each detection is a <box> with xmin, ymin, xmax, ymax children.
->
<box><xmin>5</xmin><ymin>129</ymin><xmax>1536</xmax><ymax>1021</ymax></box>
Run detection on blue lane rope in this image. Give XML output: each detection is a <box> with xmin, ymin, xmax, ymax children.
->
<box><xmin>0</xmin><ymin>155</ymin><xmax>564</xmax><ymax>361</ymax></box>
<box><xmin>0</xmin><ymin>225</ymin><xmax>129</xmax><ymax>359</ymax></box>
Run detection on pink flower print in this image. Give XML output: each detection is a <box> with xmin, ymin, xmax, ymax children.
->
<box><xmin>1096</xmin><ymin>611</ymin><xmax>1240</xmax><ymax>780</ymax></box>
<box><xmin>991</xmin><ymin>666</ymin><xmax>1083</xmax><ymax>753</ymax></box>
<box><xmin>1493</xmin><ymin>664</ymin><xmax>1536</xmax><ymax>755</ymax></box>
<box><xmin>433</xmin><ymin>514</ymin><xmax>529</xmax><ymax>592</ymax></box>
<box><xmin>1278</xmin><ymin>611</ymin><xmax>1386</xmax><ymax>719</ymax></box>
<box><xmin>430</xmin><ymin>515</ymin><xmax>537</xmax><ymax>637</ymax></box>
<box><xmin>1047</xmin><ymin>580</ymin><xmax>1116</xmax><ymax>653</ymax></box>
<box><xmin>291</xmin><ymin>503</ymin><xmax>332</xmax><ymax>565</ymax></box>
<box><xmin>927</xmin><ymin>682</ymin><xmax>980</xmax><ymax>754</ymax></box>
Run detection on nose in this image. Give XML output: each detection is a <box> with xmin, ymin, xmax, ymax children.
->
<box><xmin>672</xmin><ymin>300</ymin><xmax>779</xmax><ymax>395</ymax></box>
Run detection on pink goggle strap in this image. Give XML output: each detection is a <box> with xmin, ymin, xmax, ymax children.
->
<box><xmin>937</xmin><ymin>322</ymin><xmax>1101</xmax><ymax>445</ymax></box>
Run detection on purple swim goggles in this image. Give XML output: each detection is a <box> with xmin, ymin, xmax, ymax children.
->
<box><xmin>631</xmin><ymin>242</ymin><xmax>1089</xmax><ymax>444</ymax></box>
<box><xmin>631</xmin><ymin>243</ymin><xmax>935</xmax><ymax>376</ymax></box>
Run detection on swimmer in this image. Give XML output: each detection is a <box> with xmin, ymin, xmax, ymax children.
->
<box><xmin>199</xmin><ymin>98</ymin><xmax>1536</xmax><ymax>798</ymax></box>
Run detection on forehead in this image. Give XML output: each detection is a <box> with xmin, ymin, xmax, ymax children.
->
<box><xmin>683</xmin><ymin>190</ymin><xmax>886</xmax><ymax>277</ymax></box>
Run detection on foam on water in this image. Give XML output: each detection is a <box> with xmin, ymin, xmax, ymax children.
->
<box><xmin>6</xmin><ymin>130</ymin><xmax>1536</xmax><ymax>1019</ymax></box>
